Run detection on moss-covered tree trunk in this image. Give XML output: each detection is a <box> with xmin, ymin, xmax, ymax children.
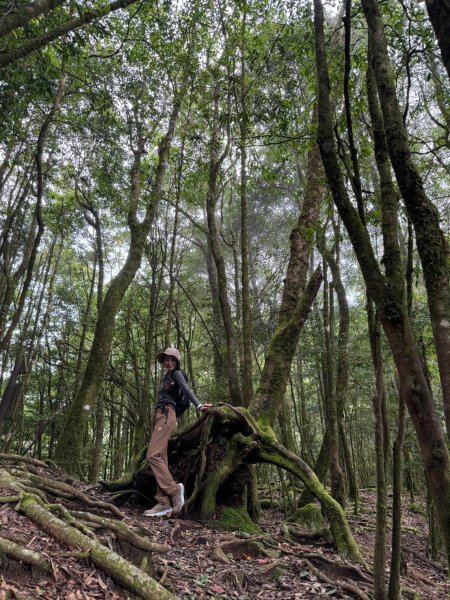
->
<box><xmin>54</xmin><ymin>99</ymin><xmax>181</xmax><ymax>477</ymax></box>
<box><xmin>361</xmin><ymin>0</ymin><xmax>450</xmax><ymax>440</ymax></box>
<box><xmin>314</xmin><ymin>0</ymin><xmax>450</xmax><ymax>569</ymax></box>
<box><xmin>248</xmin><ymin>135</ymin><xmax>324</xmax><ymax>426</ymax></box>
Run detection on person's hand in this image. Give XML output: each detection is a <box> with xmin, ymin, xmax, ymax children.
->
<box><xmin>198</xmin><ymin>403</ymin><xmax>213</xmax><ymax>412</ymax></box>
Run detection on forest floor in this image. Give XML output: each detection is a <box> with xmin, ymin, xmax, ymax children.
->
<box><xmin>0</xmin><ymin>457</ymin><xmax>448</xmax><ymax>600</ymax></box>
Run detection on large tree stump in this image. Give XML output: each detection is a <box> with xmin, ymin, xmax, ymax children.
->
<box><xmin>108</xmin><ymin>403</ymin><xmax>366</xmax><ymax>566</ymax></box>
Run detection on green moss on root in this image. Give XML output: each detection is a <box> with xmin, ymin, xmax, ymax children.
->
<box><xmin>210</xmin><ymin>507</ymin><xmax>261</xmax><ymax>535</ymax></box>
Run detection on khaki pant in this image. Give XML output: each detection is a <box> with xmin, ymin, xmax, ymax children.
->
<box><xmin>146</xmin><ymin>406</ymin><xmax>178</xmax><ymax>504</ymax></box>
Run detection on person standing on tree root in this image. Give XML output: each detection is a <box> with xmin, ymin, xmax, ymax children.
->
<box><xmin>144</xmin><ymin>347</ymin><xmax>211</xmax><ymax>518</ymax></box>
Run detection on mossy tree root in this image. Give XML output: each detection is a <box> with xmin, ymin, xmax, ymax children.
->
<box><xmin>19</xmin><ymin>494</ymin><xmax>176</xmax><ymax>600</ymax></box>
<box><xmin>197</xmin><ymin>433</ymin><xmax>258</xmax><ymax>520</ymax></box>
<box><xmin>15</xmin><ymin>470</ymin><xmax>125</xmax><ymax>518</ymax></box>
<box><xmin>70</xmin><ymin>510</ymin><xmax>170</xmax><ymax>553</ymax></box>
<box><xmin>110</xmin><ymin>405</ymin><xmax>364</xmax><ymax>566</ymax></box>
<box><xmin>257</xmin><ymin>438</ymin><xmax>366</xmax><ymax>566</ymax></box>
<box><xmin>0</xmin><ymin>535</ymin><xmax>50</xmax><ymax>572</ymax></box>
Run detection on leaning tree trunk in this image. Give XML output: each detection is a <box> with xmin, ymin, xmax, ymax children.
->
<box><xmin>314</xmin><ymin>0</ymin><xmax>450</xmax><ymax>569</ymax></box>
<box><xmin>0</xmin><ymin>0</ymin><xmax>140</xmax><ymax>69</ymax></box>
<box><xmin>248</xmin><ymin>133</ymin><xmax>324</xmax><ymax>427</ymax></box>
<box><xmin>54</xmin><ymin>98</ymin><xmax>182</xmax><ymax>477</ymax></box>
<box><xmin>361</xmin><ymin>0</ymin><xmax>450</xmax><ymax>439</ymax></box>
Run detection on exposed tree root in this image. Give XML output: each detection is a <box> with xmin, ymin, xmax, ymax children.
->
<box><xmin>402</xmin><ymin>544</ymin><xmax>447</xmax><ymax>574</ymax></box>
<box><xmin>0</xmin><ymin>535</ymin><xmax>50</xmax><ymax>572</ymax></box>
<box><xmin>0</xmin><ymin>459</ymin><xmax>175</xmax><ymax>599</ymax></box>
<box><xmin>302</xmin><ymin>557</ymin><xmax>371</xmax><ymax>600</ymax></box>
<box><xmin>11</xmin><ymin>467</ymin><xmax>125</xmax><ymax>518</ymax></box>
<box><xmin>19</xmin><ymin>494</ymin><xmax>175</xmax><ymax>600</ymax></box>
<box><xmin>282</xmin><ymin>522</ymin><xmax>333</xmax><ymax>544</ymax></box>
<box><xmin>70</xmin><ymin>510</ymin><xmax>170</xmax><ymax>553</ymax></box>
<box><xmin>0</xmin><ymin>454</ymin><xmax>49</xmax><ymax>469</ymax></box>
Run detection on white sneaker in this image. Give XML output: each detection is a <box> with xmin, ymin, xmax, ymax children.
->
<box><xmin>143</xmin><ymin>503</ymin><xmax>173</xmax><ymax>517</ymax></box>
<box><xmin>171</xmin><ymin>483</ymin><xmax>185</xmax><ymax>514</ymax></box>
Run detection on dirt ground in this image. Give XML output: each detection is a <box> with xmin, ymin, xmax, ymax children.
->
<box><xmin>0</xmin><ymin>458</ymin><xmax>448</xmax><ymax>600</ymax></box>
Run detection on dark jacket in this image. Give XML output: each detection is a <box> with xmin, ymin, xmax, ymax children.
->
<box><xmin>157</xmin><ymin>369</ymin><xmax>201</xmax><ymax>411</ymax></box>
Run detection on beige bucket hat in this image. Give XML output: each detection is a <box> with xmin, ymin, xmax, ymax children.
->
<box><xmin>157</xmin><ymin>347</ymin><xmax>181</xmax><ymax>366</ymax></box>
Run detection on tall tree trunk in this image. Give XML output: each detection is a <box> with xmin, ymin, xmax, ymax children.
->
<box><xmin>54</xmin><ymin>97</ymin><xmax>182</xmax><ymax>476</ymax></box>
<box><xmin>314</xmin><ymin>0</ymin><xmax>450</xmax><ymax>568</ymax></box>
<box><xmin>205</xmin><ymin>80</ymin><xmax>242</xmax><ymax>405</ymax></box>
<box><xmin>249</xmin><ymin>135</ymin><xmax>324</xmax><ymax>426</ymax></box>
<box><xmin>361</xmin><ymin>0</ymin><xmax>450</xmax><ymax>439</ymax></box>
<box><xmin>238</xmin><ymin>7</ymin><xmax>253</xmax><ymax>407</ymax></box>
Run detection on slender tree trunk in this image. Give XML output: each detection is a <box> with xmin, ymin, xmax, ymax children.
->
<box><xmin>238</xmin><ymin>7</ymin><xmax>253</xmax><ymax>407</ymax></box>
<box><xmin>54</xmin><ymin>97</ymin><xmax>182</xmax><ymax>476</ymax></box>
<box><xmin>203</xmin><ymin>239</ymin><xmax>227</xmax><ymax>388</ymax></box>
<box><xmin>388</xmin><ymin>394</ymin><xmax>405</xmax><ymax>600</ymax></box>
<box><xmin>0</xmin><ymin>71</ymin><xmax>64</xmax><ymax>351</ymax></box>
<box><xmin>322</xmin><ymin>265</ymin><xmax>344</xmax><ymax>505</ymax></box>
<box><xmin>205</xmin><ymin>80</ymin><xmax>242</xmax><ymax>405</ymax></box>
<box><xmin>164</xmin><ymin>140</ymin><xmax>184</xmax><ymax>347</ymax></box>
<box><xmin>368</xmin><ymin>307</ymin><xmax>387</xmax><ymax>600</ymax></box>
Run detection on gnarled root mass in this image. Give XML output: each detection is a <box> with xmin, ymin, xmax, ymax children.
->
<box><xmin>0</xmin><ymin>454</ymin><xmax>174</xmax><ymax>600</ymax></box>
<box><xmin>110</xmin><ymin>403</ymin><xmax>366</xmax><ymax>566</ymax></box>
